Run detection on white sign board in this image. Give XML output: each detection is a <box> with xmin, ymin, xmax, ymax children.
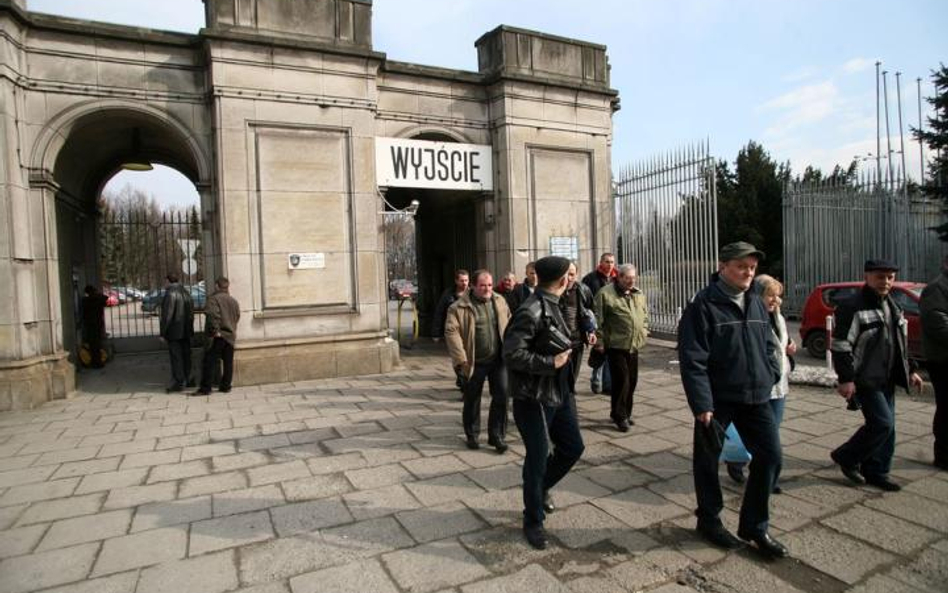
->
<box><xmin>549</xmin><ymin>236</ymin><xmax>579</xmax><ymax>262</ymax></box>
<box><xmin>376</xmin><ymin>137</ymin><xmax>493</xmax><ymax>190</ymax></box>
<box><xmin>288</xmin><ymin>253</ymin><xmax>325</xmax><ymax>270</ymax></box>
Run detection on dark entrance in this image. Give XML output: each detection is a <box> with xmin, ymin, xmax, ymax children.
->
<box><xmin>383</xmin><ymin>187</ymin><xmax>479</xmax><ymax>337</ymax></box>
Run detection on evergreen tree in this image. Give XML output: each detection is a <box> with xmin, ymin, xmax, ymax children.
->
<box><xmin>913</xmin><ymin>63</ymin><xmax>948</xmax><ymax>241</ymax></box>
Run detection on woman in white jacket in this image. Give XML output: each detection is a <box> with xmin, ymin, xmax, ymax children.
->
<box><xmin>722</xmin><ymin>274</ymin><xmax>796</xmax><ymax>492</ymax></box>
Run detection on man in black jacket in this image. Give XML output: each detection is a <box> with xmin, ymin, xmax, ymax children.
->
<box><xmin>160</xmin><ymin>273</ymin><xmax>195</xmax><ymax>393</ymax></box>
<box><xmin>504</xmin><ymin>256</ymin><xmax>583</xmax><ymax>550</ymax></box>
<box><xmin>583</xmin><ymin>253</ymin><xmax>616</xmax><ymax>394</ymax></box>
<box><xmin>830</xmin><ymin>259</ymin><xmax>923</xmax><ymax>490</ymax></box>
<box><xmin>678</xmin><ymin>242</ymin><xmax>786</xmax><ymax>558</ymax></box>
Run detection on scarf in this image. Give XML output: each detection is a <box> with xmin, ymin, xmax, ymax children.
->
<box><xmin>597</xmin><ymin>263</ymin><xmax>617</xmax><ymax>278</ymax></box>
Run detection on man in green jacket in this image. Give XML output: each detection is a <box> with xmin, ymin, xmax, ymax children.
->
<box><xmin>921</xmin><ymin>256</ymin><xmax>948</xmax><ymax>470</ymax></box>
<box><xmin>593</xmin><ymin>263</ymin><xmax>648</xmax><ymax>431</ymax></box>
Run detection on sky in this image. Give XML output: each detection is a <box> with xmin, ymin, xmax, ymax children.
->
<box><xmin>27</xmin><ymin>0</ymin><xmax>948</xmax><ymax>208</ymax></box>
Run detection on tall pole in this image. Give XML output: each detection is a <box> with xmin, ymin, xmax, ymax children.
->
<box><xmin>918</xmin><ymin>77</ymin><xmax>925</xmax><ymax>183</ymax></box>
<box><xmin>896</xmin><ymin>72</ymin><xmax>907</xmax><ymax>184</ymax></box>
<box><xmin>882</xmin><ymin>70</ymin><xmax>894</xmax><ymax>185</ymax></box>
<box><xmin>876</xmin><ymin>62</ymin><xmax>882</xmax><ymax>186</ymax></box>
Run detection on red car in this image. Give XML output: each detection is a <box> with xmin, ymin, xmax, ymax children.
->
<box><xmin>799</xmin><ymin>281</ymin><xmax>924</xmax><ymax>361</ymax></box>
<box><xmin>105</xmin><ymin>290</ymin><xmax>120</xmax><ymax>307</ymax></box>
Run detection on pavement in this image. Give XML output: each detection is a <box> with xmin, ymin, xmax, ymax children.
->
<box><xmin>0</xmin><ymin>345</ymin><xmax>946</xmax><ymax>593</ymax></box>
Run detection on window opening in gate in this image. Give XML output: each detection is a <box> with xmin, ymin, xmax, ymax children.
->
<box><xmin>96</xmin><ymin>166</ymin><xmax>203</xmax><ymax>342</ymax></box>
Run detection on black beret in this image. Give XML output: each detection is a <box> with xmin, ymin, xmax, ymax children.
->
<box><xmin>534</xmin><ymin>256</ymin><xmax>571</xmax><ymax>283</ymax></box>
<box><xmin>864</xmin><ymin>258</ymin><xmax>899</xmax><ymax>272</ymax></box>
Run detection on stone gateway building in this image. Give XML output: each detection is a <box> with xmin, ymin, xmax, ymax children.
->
<box><xmin>0</xmin><ymin>0</ymin><xmax>618</xmax><ymax>410</ymax></box>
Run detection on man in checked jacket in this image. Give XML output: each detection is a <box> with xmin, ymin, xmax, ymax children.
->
<box><xmin>830</xmin><ymin>259</ymin><xmax>923</xmax><ymax>492</ymax></box>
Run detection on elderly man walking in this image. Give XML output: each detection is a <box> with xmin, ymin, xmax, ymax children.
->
<box><xmin>593</xmin><ymin>263</ymin><xmax>648</xmax><ymax>431</ymax></box>
<box><xmin>678</xmin><ymin>242</ymin><xmax>787</xmax><ymax>558</ymax></box>
<box><xmin>444</xmin><ymin>270</ymin><xmax>511</xmax><ymax>452</ymax></box>
<box><xmin>831</xmin><ymin>259</ymin><xmax>923</xmax><ymax>490</ymax></box>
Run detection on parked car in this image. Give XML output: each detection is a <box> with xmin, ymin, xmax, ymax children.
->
<box><xmin>113</xmin><ymin>286</ymin><xmax>144</xmax><ymax>301</ymax></box>
<box><xmin>799</xmin><ymin>281</ymin><xmax>925</xmax><ymax>361</ymax></box>
<box><xmin>141</xmin><ymin>285</ymin><xmax>206</xmax><ymax>315</ymax></box>
<box><xmin>105</xmin><ymin>290</ymin><xmax>120</xmax><ymax>307</ymax></box>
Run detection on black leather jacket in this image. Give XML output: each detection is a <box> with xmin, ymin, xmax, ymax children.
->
<box><xmin>503</xmin><ymin>289</ymin><xmax>573</xmax><ymax>407</ymax></box>
<box><xmin>160</xmin><ymin>283</ymin><xmax>194</xmax><ymax>341</ymax></box>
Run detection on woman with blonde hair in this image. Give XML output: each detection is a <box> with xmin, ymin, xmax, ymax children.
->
<box><xmin>722</xmin><ymin>274</ymin><xmax>796</xmax><ymax>492</ymax></box>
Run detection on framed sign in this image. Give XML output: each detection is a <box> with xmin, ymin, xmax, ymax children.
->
<box><xmin>288</xmin><ymin>253</ymin><xmax>325</xmax><ymax>270</ymax></box>
<box><xmin>376</xmin><ymin>137</ymin><xmax>493</xmax><ymax>190</ymax></box>
<box><xmin>549</xmin><ymin>236</ymin><xmax>579</xmax><ymax>261</ymax></box>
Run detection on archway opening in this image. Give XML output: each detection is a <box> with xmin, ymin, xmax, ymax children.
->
<box><xmin>49</xmin><ymin>108</ymin><xmax>209</xmax><ymax>377</ymax></box>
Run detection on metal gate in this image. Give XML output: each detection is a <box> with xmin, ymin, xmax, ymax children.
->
<box><xmin>615</xmin><ymin>141</ymin><xmax>718</xmax><ymax>334</ymax></box>
<box><xmin>96</xmin><ymin>209</ymin><xmax>205</xmax><ymax>345</ymax></box>
<box><xmin>782</xmin><ymin>173</ymin><xmax>947</xmax><ymax>316</ymax></box>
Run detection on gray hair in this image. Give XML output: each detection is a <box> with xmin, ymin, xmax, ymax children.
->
<box><xmin>617</xmin><ymin>264</ymin><xmax>637</xmax><ymax>275</ymax></box>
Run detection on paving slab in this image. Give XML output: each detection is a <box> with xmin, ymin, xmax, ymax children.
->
<box><xmin>780</xmin><ymin>524</ymin><xmax>896</xmax><ymax>585</ymax></box>
<box><xmin>383</xmin><ymin>539</ymin><xmax>492</xmax><ymax>593</ymax></box>
<box><xmin>0</xmin><ymin>541</ymin><xmax>99</xmax><ymax>593</ymax></box>
<box><xmin>92</xmin><ymin>525</ymin><xmax>188</xmax><ymax>575</ymax></box>
<box><xmin>289</xmin><ymin>558</ymin><xmax>400</xmax><ymax>593</ymax></box>
<box><xmin>189</xmin><ymin>510</ymin><xmax>275</xmax><ymax>555</ymax></box>
<box><xmin>136</xmin><ymin>550</ymin><xmax>238</xmax><ymax>593</ymax></box>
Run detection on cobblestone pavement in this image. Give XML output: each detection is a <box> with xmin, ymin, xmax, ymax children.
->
<box><xmin>0</xmin><ymin>348</ymin><xmax>946</xmax><ymax>593</ymax></box>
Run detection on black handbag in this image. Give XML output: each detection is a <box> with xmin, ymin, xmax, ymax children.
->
<box><xmin>587</xmin><ymin>347</ymin><xmax>605</xmax><ymax>369</ymax></box>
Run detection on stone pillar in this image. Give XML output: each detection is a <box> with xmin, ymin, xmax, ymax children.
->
<box><xmin>476</xmin><ymin>26</ymin><xmax>619</xmax><ymax>276</ymax></box>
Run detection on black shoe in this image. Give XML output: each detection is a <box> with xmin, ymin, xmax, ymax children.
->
<box><xmin>697</xmin><ymin>523</ymin><xmax>743</xmax><ymax>550</ymax></box>
<box><xmin>191</xmin><ymin>388</ymin><xmax>211</xmax><ymax>396</ymax></box>
<box><xmin>627</xmin><ymin>418</ymin><xmax>635</xmax><ymax>426</ymax></box>
<box><xmin>934</xmin><ymin>458</ymin><xmax>948</xmax><ymax>471</ymax></box>
<box><xmin>465</xmin><ymin>436</ymin><xmax>480</xmax><ymax>450</ymax></box>
<box><xmin>831</xmin><ymin>451</ymin><xmax>865</xmax><ymax>485</ymax></box>
<box><xmin>865</xmin><ymin>476</ymin><xmax>901</xmax><ymax>492</ymax></box>
<box><xmin>487</xmin><ymin>437</ymin><xmax>508</xmax><ymax>454</ymax></box>
<box><xmin>739</xmin><ymin>531</ymin><xmax>789</xmax><ymax>559</ymax></box>
<box><xmin>523</xmin><ymin>524</ymin><xmax>548</xmax><ymax>550</ymax></box>
<box><xmin>186</xmin><ymin>379</ymin><xmax>197</xmax><ymax>388</ymax></box>
<box><xmin>166</xmin><ymin>384</ymin><xmax>184</xmax><ymax>393</ymax></box>
<box><xmin>616</xmin><ymin>419</ymin><xmax>630</xmax><ymax>433</ymax></box>
<box><xmin>726</xmin><ymin>462</ymin><xmax>746</xmax><ymax>485</ymax></box>
<box><xmin>543</xmin><ymin>491</ymin><xmax>555</xmax><ymax>514</ymax></box>
<box><xmin>772</xmin><ymin>484</ymin><xmax>783</xmax><ymax>494</ymax></box>
<box><xmin>219</xmin><ymin>386</ymin><xmax>231</xmax><ymax>393</ymax></box>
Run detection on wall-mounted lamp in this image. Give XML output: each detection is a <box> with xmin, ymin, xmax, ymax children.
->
<box><xmin>378</xmin><ymin>188</ymin><xmax>420</xmax><ymax>217</ymax></box>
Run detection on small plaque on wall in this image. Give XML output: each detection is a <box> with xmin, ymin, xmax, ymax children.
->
<box><xmin>288</xmin><ymin>253</ymin><xmax>325</xmax><ymax>270</ymax></box>
<box><xmin>549</xmin><ymin>236</ymin><xmax>579</xmax><ymax>261</ymax></box>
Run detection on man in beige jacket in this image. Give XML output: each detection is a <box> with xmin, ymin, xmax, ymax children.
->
<box><xmin>445</xmin><ymin>269</ymin><xmax>511</xmax><ymax>452</ymax></box>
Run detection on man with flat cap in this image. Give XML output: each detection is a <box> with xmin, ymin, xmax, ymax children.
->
<box><xmin>830</xmin><ymin>258</ymin><xmax>923</xmax><ymax>491</ymax></box>
<box><xmin>678</xmin><ymin>241</ymin><xmax>787</xmax><ymax>558</ymax></box>
<box><xmin>504</xmin><ymin>255</ymin><xmax>584</xmax><ymax>550</ymax></box>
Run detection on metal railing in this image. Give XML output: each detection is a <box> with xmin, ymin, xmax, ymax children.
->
<box><xmin>782</xmin><ymin>171</ymin><xmax>947</xmax><ymax>316</ymax></box>
<box><xmin>615</xmin><ymin>141</ymin><xmax>718</xmax><ymax>334</ymax></box>
<box><xmin>96</xmin><ymin>210</ymin><xmax>205</xmax><ymax>341</ymax></box>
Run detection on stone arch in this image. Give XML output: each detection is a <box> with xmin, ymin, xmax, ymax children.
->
<box><xmin>29</xmin><ymin>98</ymin><xmax>212</xmax><ymax>189</ymax></box>
<box><xmin>394</xmin><ymin>124</ymin><xmax>474</xmax><ymax>144</ymax></box>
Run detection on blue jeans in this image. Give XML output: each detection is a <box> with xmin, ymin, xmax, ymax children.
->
<box><xmin>693</xmin><ymin>401</ymin><xmax>781</xmax><ymax>537</ymax></box>
<box><xmin>590</xmin><ymin>359</ymin><xmax>612</xmax><ymax>394</ymax></box>
<box><xmin>832</xmin><ymin>387</ymin><xmax>896</xmax><ymax>480</ymax></box>
<box><xmin>513</xmin><ymin>395</ymin><xmax>585</xmax><ymax>527</ymax></box>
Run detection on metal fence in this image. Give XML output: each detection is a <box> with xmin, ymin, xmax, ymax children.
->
<box><xmin>782</xmin><ymin>172</ymin><xmax>947</xmax><ymax>316</ymax></box>
<box><xmin>96</xmin><ymin>210</ymin><xmax>205</xmax><ymax>342</ymax></box>
<box><xmin>615</xmin><ymin>141</ymin><xmax>718</xmax><ymax>334</ymax></box>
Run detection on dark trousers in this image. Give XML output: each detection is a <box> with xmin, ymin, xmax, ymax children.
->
<box><xmin>462</xmin><ymin>357</ymin><xmax>508</xmax><ymax>442</ymax></box>
<box><xmin>607</xmin><ymin>349</ymin><xmax>638</xmax><ymax>422</ymax></box>
<box><xmin>833</xmin><ymin>386</ymin><xmax>896</xmax><ymax>479</ymax></box>
<box><xmin>167</xmin><ymin>338</ymin><xmax>192</xmax><ymax>388</ymax></box>
<box><xmin>693</xmin><ymin>401</ymin><xmax>781</xmax><ymax>537</ymax></box>
<box><xmin>932</xmin><ymin>364</ymin><xmax>948</xmax><ymax>464</ymax></box>
<box><xmin>200</xmin><ymin>337</ymin><xmax>234</xmax><ymax>392</ymax></box>
<box><xmin>513</xmin><ymin>394</ymin><xmax>585</xmax><ymax>527</ymax></box>
<box><xmin>568</xmin><ymin>344</ymin><xmax>585</xmax><ymax>394</ymax></box>
<box><xmin>86</xmin><ymin>330</ymin><xmax>104</xmax><ymax>367</ymax></box>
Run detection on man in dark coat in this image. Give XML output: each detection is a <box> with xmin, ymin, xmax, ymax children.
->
<box><xmin>678</xmin><ymin>242</ymin><xmax>786</xmax><ymax>559</ymax></box>
<box><xmin>160</xmin><ymin>273</ymin><xmax>195</xmax><ymax>392</ymax></box>
<box><xmin>583</xmin><ymin>253</ymin><xmax>616</xmax><ymax>394</ymax></box>
<box><xmin>81</xmin><ymin>285</ymin><xmax>108</xmax><ymax>368</ymax></box>
<box><xmin>195</xmin><ymin>277</ymin><xmax>241</xmax><ymax>396</ymax></box>
<box><xmin>921</xmin><ymin>255</ymin><xmax>948</xmax><ymax>470</ymax></box>
<box><xmin>504</xmin><ymin>256</ymin><xmax>584</xmax><ymax>550</ymax></box>
<box><xmin>506</xmin><ymin>262</ymin><xmax>537</xmax><ymax>312</ymax></box>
